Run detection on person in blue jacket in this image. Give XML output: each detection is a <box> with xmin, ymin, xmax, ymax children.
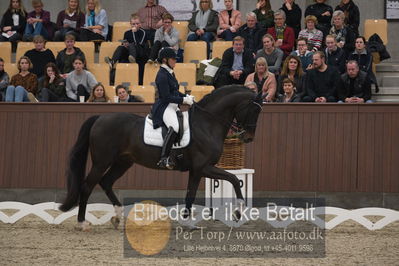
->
<box><xmin>151</xmin><ymin>48</ymin><xmax>194</xmax><ymax>169</ymax></box>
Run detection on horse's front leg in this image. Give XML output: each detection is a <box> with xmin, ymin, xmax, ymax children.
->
<box><xmin>201</xmin><ymin>165</ymin><xmax>245</xmax><ymax>221</ymax></box>
<box><xmin>184</xmin><ymin>170</ymin><xmax>201</xmax><ymax>218</ymax></box>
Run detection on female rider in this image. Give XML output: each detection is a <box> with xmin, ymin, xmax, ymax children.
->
<box><xmin>151</xmin><ymin>48</ymin><xmax>194</xmax><ymax>169</ymax></box>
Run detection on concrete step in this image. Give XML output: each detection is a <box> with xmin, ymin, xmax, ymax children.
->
<box><xmin>372</xmin><ymin>86</ymin><xmax>399</xmax><ymax>102</ymax></box>
<box><xmin>371</xmin><ymin>95</ymin><xmax>399</xmax><ymax>102</ymax></box>
<box><xmin>376</xmin><ymin>63</ymin><xmax>399</xmax><ymax>72</ymax></box>
<box><xmin>380</xmin><ymin>76</ymin><xmax>399</xmax><ymax>87</ymax></box>
<box><xmin>375</xmin><ymin>87</ymin><xmax>399</xmax><ymax>95</ymax></box>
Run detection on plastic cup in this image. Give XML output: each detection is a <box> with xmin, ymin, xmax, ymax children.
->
<box><xmin>113</xmin><ymin>96</ymin><xmax>119</xmax><ymax>103</ymax></box>
<box><xmin>79</xmin><ymin>96</ymin><xmax>85</xmax><ymax>103</ymax></box>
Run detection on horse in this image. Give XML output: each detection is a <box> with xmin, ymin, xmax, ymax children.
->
<box><xmin>59</xmin><ymin>85</ymin><xmax>264</xmax><ymax>231</ymax></box>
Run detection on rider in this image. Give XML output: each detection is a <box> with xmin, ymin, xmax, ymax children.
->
<box><xmin>151</xmin><ymin>47</ymin><xmax>195</xmax><ymax>169</ymax></box>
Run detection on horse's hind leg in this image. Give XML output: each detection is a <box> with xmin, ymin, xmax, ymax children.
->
<box><xmin>99</xmin><ymin>155</ymin><xmax>134</xmax><ymax>229</ymax></box>
<box><xmin>77</xmin><ymin>165</ymin><xmax>107</xmax><ymax>231</ymax></box>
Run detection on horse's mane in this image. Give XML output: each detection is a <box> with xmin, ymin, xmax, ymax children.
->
<box><xmin>197</xmin><ymin>85</ymin><xmax>254</xmax><ymax>107</ymax></box>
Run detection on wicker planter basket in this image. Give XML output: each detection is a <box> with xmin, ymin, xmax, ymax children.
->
<box><xmin>216</xmin><ymin>138</ymin><xmax>245</xmax><ymax>169</ymax></box>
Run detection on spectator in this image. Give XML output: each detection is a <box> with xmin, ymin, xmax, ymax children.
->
<box><xmin>329</xmin><ymin>10</ymin><xmax>355</xmax><ymax>54</ymax></box>
<box><xmin>105</xmin><ymin>14</ymin><xmax>150</xmax><ymax>85</ymax></box>
<box><xmin>255</xmin><ymin>33</ymin><xmax>284</xmax><ymax>74</ymax></box>
<box><xmin>40</xmin><ymin>63</ymin><xmax>67</xmax><ymax>102</ymax></box>
<box><xmin>303</xmin><ymin>51</ymin><xmax>340</xmax><ymax>102</ymax></box>
<box><xmin>24</xmin><ymin>35</ymin><xmax>56</xmax><ymax>79</ymax></box>
<box><xmin>324</xmin><ymin>34</ymin><xmax>346</xmax><ymax>74</ymax></box>
<box><xmin>298</xmin><ymin>15</ymin><xmax>323</xmax><ymax>51</ymax></box>
<box><xmin>187</xmin><ymin>0</ymin><xmax>219</xmax><ymax>58</ymax></box>
<box><xmin>348</xmin><ymin>36</ymin><xmax>378</xmax><ymax>90</ymax></box>
<box><xmin>54</xmin><ymin>0</ymin><xmax>85</xmax><ymax>41</ymax></box>
<box><xmin>237</xmin><ymin>12</ymin><xmax>265</xmax><ymax>55</ymax></box>
<box><xmin>291</xmin><ymin>38</ymin><xmax>313</xmax><ymax>72</ymax></box>
<box><xmin>56</xmin><ymin>34</ymin><xmax>86</xmax><ymax>78</ymax></box>
<box><xmin>305</xmin><ymin>0</ymin><xmax>333</xmax><ymax>39</ymax></box>
<box><xmin>65</xmin><ymin>56</ymin><xmax>97</xmax><ymax>102</ymax></box>
<box><xmin>276</xmin><ymin>78</ymin><xmax>301</xmax><ymax>102</ymax></box>
<box><xmin>5</xmin><ymin>56</ymin><xmax>38</xmax><ymax>102</ymax></box>
<box><xmin>23</xmin><ymin>0</ymin><xmax>52</xmax><ymax>41</ymax></box>
<box><xmin>278</xmin><ymin>55</ymin><xmax>306</xmax><ymax>98</ymax></box>
<box><xmin>137</xmin><ymin>0</ymin><xmax>169</xmax><ymax>45</ymax></box>
<box><xmin>335</xmin><ymin>0</ymin><xmax>360</xmax><ymax>37</ymax></box>
<box><xmin>245</xmin><ymin>57</ymin><xmax>276</xmax><ymax>102</ymax></box>
<box><xmin>115</xmin><ymin>84</ymin><xmax>143</xmax><ymax>103</ymax></box>
<box><xmin>0</xmin><ymin>0</ymin><xmax>27</xmax><ymax>45</ymax></box>
<box><xmin>80</xmin><ymin>0</ymin><xmax>108</xmax><ymax>41</ymax></box>
<box><xmin>280</xmin><ymin>0</ymin><xmax>302</xmax><ymax>39</ymax></box>
<box><xmin>267</xmin><ymin>10</ymin><xmax>295</xmax><ymax>57</ymax></box>
<box><xmin>217</xmin><ymin>0</ymin><xmax>241</xmax><ymax>41</ymax></box>
<box><xmin>337</xmin><ymin>60</ymin><xmax>371</xmax><ymax>103</ymax></box>
<box><xmin>252</xmin><ymin>0</ymin><xmax>274</xmax><ymax>30</ymax></box>
<box><xmin>87</xmin><ymin>83</ymin><xmax>109</xmax><ymax>102</ymax></box>
<box><xmin>0</xmin><ymin>58</ymin><xmax>10</xmax><ymax>101</ymax></box>
<box><xmin>214</xmin><ymin>36</ymin><xmax>254</xmax><ymax>88</ymax></box>
<box><xmin>348</xmin><ymin>36</ymin><xmax>372</xmax><ymax>77</ymax></box>
<box><xmin>148</xmin><ymin>13</ymin><xmax>179</xmax><ymax>63</ymax></box>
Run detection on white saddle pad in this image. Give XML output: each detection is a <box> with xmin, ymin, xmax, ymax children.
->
<box><xmin>144</xmin><ymin>112</ymin><xmax>190</xmax><ymax>148</ymax></box>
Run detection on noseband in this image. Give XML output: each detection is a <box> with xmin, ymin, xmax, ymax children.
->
<box><xmin>233</xmin><ymin>101</ymin><xmax>263</xmax><ymax>133</ymax></box>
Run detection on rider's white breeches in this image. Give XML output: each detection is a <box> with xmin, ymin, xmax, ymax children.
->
<box><xmin>163</xmin><ymin>103</ymin><xmax>179</xmax><ymax>133</ymax></box>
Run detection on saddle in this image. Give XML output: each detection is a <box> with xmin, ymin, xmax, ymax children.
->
<box><xmin>144</xmin><ymin>111</ymin><xmax>190</xmax><ymax>148</ymax></box>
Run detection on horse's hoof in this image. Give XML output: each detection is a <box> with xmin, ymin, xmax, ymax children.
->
<box><xmin>232</xmin><ymin>209</ymin><xmax>241</xmax><ymax>222</ymax></box>
<box><xmin>75</xmin><ymin>221</ymin><xmax>91</xmax><ymax>232</ymax></box>
<box><xmin>111</xmin><ymin>216</ymin><xmax>120</xmax><ymax>229</ymax></box>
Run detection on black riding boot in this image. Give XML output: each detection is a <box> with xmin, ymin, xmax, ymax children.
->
<box><xmin>157</xmin><ymin>127</ymin><xmax>177</xmax><ymax>169</ymax></box>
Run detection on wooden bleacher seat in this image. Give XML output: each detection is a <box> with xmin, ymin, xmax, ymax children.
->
<box><xmin>190</xmin><ymin>85</ymin><xmax>214</xmax><ymax>101</ymax></box>
<box><xmin>74</xmin><ymin>42</ymin><xmax>95</xmax><ymax>65</ymax></box>
<box><xmin>45</xmin><ymin>42</ymin><xmax>65</xmax><ymax>57</ymax></box>
<box><xmin>183</xmin><ymin>41</ymin><xmax>207</xmax><ymax>63</ymax></box>
<box><xmin>0</xmin><ymin>42</ymin><xmax>12</xmax><ymax>63</ymax></box>
<box><xmin>212</xmin><ymin>41</ymin><xmax>232</xmax><ymax>59</ymax></box>
<box><xmin>4</xmin><ymin>63</ymin><xmax>18</xmax><ymax>77</ymax></box>
<box><xmin>132</xmin><ymin>85</ymin><xmax>156</xmax><ymax>103</ymax></box>
<box><xmin>16</xmin><ymin>42</ymin><xmax>34</xmax><ymax>60</ymax></box>
<box><xmin>364</xmin><ymin>19</ymin><xmax>388</xmax><ymax>45</ymax></box>
<box><xmin>99</xmin><ymin>42</ymin><xmax>120</xmax><ymax>63</ymax></box>
<box><xmin>143</xmin><ymin>63</ymin><xmax>160</xmax><ymax>85</ymax></box>
<box><xmin>87</xmin><ymin>63</ymin><xmax>110</xmax><ymax>86</ymax></box>
<box><xmin>112</xmin><ymin>21</ymin><xmax>131</xmax><ymax>42</ymax></box>
<box><xmin>104</xmin><ymin>85</ymin><xmax>117</xmax><ymax>100</ymax></box>
<box><xmin>174</xmin><ymin>63</ymin><xmax>197</xmax><ymax>88</ymax></box>
<box><xmin>114</xmin><ymin>63</ymin><xmax>139</xmax><ymax>86</ymax></box>
<box><xmin>364</xmin><ymin>19</ymin><xmax>388</xmax><ymax>74</ymax></box>
<box><xmin>172</xmin><ymin>21</ymin><xmax>189</xmax><ymax>49</ymax></box>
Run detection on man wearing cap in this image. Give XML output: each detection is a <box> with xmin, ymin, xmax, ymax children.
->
<box><xmin>151</xmin><ymin>48</ymin><xmax>194</xmax><ymax>169</ymax></box>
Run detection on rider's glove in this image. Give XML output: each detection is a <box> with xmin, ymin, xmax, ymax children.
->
<box><xmin>183</xmin><ymin>95</ymin><xmax>194</xmax><ymax>106</ymax></box>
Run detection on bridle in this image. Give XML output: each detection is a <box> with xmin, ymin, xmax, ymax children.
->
<box><xmin>192</xmin><ymin>99</ymin><xmax>262</xmax><ymax>135</ymax></box>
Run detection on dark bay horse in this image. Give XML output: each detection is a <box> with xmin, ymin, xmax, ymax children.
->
<box><xmin>59</xmin><ymin>85</ymin><xmax>264</xmax><ymax>230</ymax></box>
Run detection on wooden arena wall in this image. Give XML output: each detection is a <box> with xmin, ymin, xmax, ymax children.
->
<box><xmin>0</xmin><ymin>103</ymin><xmax>398</xmax><ymax>193</ymax></box>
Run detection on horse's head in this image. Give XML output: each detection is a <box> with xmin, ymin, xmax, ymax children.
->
<box><xmin>234</xmin><ymin>91</ymin><xmax>264</xmax><ymax>143</ymax></box>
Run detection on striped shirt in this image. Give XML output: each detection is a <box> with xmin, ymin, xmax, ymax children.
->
<box><xmin>137</xmin><ymin>4</ymin><xmax>168</xmax><ymax>30</ymax></box>
<box><xmin>298</xmin><ymin>28</ymin><xmax>323</xmax><ymax>51</ymax></box>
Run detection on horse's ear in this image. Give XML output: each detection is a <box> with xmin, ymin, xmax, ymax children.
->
<box><xmin>254</xmin><ymin>91</ymin><xmax>263</xmax><ymax>103</ymax></box>
<box><xmin>254</xmin><ymin>91</ymin><xmax>267</xmax><ymax>103</ymax></box>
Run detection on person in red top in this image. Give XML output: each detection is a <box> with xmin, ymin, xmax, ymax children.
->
<box><xmin>267</xmin><ymin>9</ymin><xmax>295</xmax><ymax>57</ymax></box>
<box><xmin>137</xmin><ymin>0</ymin><xmax>169</xmax><ymax>44</ymax></box>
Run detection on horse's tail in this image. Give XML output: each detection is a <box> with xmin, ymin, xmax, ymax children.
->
<box><xmin>59</xmin><ymin>115</ymin><xmax>100</xmax><ymax>212</ymax></box>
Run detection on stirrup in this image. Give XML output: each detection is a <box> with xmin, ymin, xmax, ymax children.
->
<box><xmin>157</xmin><ymin>157</ymin><xmax>174</xmax><ymax>170</ymax></box>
